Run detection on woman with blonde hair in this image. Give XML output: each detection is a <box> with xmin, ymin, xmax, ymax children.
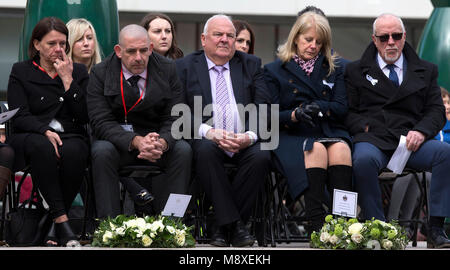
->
<box><xmin>66</xmin><ymin>18</ymin><xmax>102</xmax><ymax>72</ymax></box>
<box><xmin>264</xmin><ymin>11</ymin><xmax>352</xmax><ymax>235</ymax></box>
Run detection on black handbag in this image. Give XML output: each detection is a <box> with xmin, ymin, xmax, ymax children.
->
<box><xmin>4</xmin><ymin>189</ymin><xmax>48</xmax><ymax>247</ymax></box>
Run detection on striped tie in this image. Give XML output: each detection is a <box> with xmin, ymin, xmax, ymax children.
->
<box><xmin>213</xmin><ymin>66</ymin><xmax>233</xmax><ymax>132</ymax></box>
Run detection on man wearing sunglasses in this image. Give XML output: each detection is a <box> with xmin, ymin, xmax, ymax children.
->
<box><xmin>345</xmin><ymin>13</ymin><xmax>450</xmax><ymax>248</ymax></box>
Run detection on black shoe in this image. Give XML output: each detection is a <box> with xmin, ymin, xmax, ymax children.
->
<box><xmin>210</xmin><ymin>226</ymin><xmax>229</xmax><ymax>247</ymax></box>
<box><xmin>427</xmin><ymin>227</ymin><xmax>450</xmax><ymax>248</ymax></box>
<box><xmin>134</xmin><ymin>189</ymin><xmax>154</xmax><ymax>206</ymax></box>
<box><xmin>55</xmin><ymin>221</ymin><xmax>81</xmax><ymax>247</ymax></box>
<box><xmin>230</xmin><ymin>221</ymin><xmax>254</xmax><ymax>247</ymax></box>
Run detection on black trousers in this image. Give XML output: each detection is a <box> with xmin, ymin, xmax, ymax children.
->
<box><xmin>24</xmin><ymin>133</ymin><xmax>88</xmax><ymax>219</ymax></box>
<box><xmin>192</xmin><ymin>139</ymin><xmax>271</xmax><ymax>226</ymax></box>
<box><xmin>91</xmin><ymin>139</ymin><xmax>192</xmax><ymax>219</ymax></box>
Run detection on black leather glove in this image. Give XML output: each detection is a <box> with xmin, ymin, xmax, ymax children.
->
<box><xmin>294</xmin><ymin>106</ymin><xmax>315</xmax><ymax>127</ymax></box>
<box><xmin>303</xmin><ymin>102</ymin><xmax>322</xmax><ymax>119</ymax></box>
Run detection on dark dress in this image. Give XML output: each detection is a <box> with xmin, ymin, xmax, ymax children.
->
<box><xmin>7</xmin><ymin>56</ymin><xmax>89</xmax><ymax>219</ymax></box>
<box><xmin>264</xmin><ymin>55</ymin><xmax>351</xmax><ymax>199</ymax></box>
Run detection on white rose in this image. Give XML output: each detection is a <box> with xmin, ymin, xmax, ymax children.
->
<box><xmin>348</xmin><ymin>223</ymin><xmax>363</xmax><ymax>235</ymax></box>
<box><xmin>351</xmin><ymin>233</ymin><xmax>363</xmax><ymax>243</ymax></box>
<box><xmin>166</xmin><ymin>225</ymin><xmax>176</xmax><ymax>234</ymax></box>
<box><xmin>175</xmin><ymin>229</ymin><xmax>186</xmax><ymax>246</ymax></box>
<box><xmin>102</xmin><ymin>231</ymin><xmax>113</xmax><ymax>243</ymax></box>
<box><xmin>124</xmin><ymin>219</ymin><xmax>137</xmax><ymax>228</ymax></box>
<box><xmin>136</xmin><ymin>218</ymin><xmax>147</xmax><ymax>230</ymax></box>
<box><xmin>382</xmin><ymin>239</ymin><xmax>393</xmax><ymax>250</ymax></box>
<box><xmin>115</xmin><ymin>227</ymin><xmax>125</xmax><ymax>236</ymax></box>
<box><xmin>320</xmin><ymin>232</ymin><xmax>331</xmax><ymax>243</ymax></box>
<box><xmin>142</xmin><ymin>235</ymin><xmax>153</xmax><ymax>247</ymax></box>
<box><xmin>109</xmin><ymin>222</ymin><xmax>116</xmax><ymax>230</ymax></box>
<box><xmin>329</xmin><ymin>235</ymin><xmax>339</xmax><ymax>245</ymax></box>
<box><xmin>153</xmin><ymin>220</ymin><xmax>165</xmax><ymax>232</ymax></box>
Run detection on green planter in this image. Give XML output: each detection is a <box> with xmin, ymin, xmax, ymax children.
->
<box><xmin>19</xmin><ymin>0</ymin><xmax>119</xmax><ymax>61</ymax></box>
<box><xmin>417</xmin><ymin>0</ymin><xmax>450</xmax><ymax>91</ymax></box>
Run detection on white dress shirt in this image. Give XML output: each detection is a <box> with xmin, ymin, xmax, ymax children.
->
<box><xmin>377</xmin><ymin>53</ymin><xmax>404</xmax><ymax>86</ymax></box>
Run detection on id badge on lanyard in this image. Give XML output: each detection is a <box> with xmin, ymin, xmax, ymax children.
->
<box><xmin>120</xmin><ymin>68</ymin><xmax>145</xmax><ymax>130</ymax></box>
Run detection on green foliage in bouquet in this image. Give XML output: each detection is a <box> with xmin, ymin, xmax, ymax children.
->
<box><xmin>92</xmin><ymin>214</ymin><xmax>195</xmax><ymax>248</ymax></box>
<box><xmin>310</xmin><ymin>215</ymin><xmax>409</xmax><ymax>250</ymax></box>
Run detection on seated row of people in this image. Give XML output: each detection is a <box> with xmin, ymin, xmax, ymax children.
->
<box><xmin>4</xmin><ymin>10</ymin><xmax>450</xmax><ymax>250</ymax></box>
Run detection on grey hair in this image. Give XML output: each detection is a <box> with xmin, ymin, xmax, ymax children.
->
<box><xmin>203</xmin><ymin>14</ymin><xmax>235</xmax><ymax>35</ymax></box>
<box><xmin>372</xmin><ymin>13</ymin><xmax>406</xmax><ymax>35</ymax></box>
<box><xmin>119</xmin><ymin>24</ymin><xmax>150</xmax><ymax>45</ymax></box>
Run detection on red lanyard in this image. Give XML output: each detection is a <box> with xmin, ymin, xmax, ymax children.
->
<box><xmin>32</xmin><ymin>61</ymin><xmax>58</xmax><ymax>79</ymax></box>
<box><xmin>120</xmin><ymin>68</ymin><xmax>146</xmax><ymax>123</ymax></box>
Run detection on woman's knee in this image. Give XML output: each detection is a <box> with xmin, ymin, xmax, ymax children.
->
<box><xmin>304</xmin><ymin>142</ymin><xmax>328</xmax><ymax>168</ymax></box>
<box><xmin>328</xmin><ymin>142</ymin><xmax>352</xmax><ymax>166</ymax></box>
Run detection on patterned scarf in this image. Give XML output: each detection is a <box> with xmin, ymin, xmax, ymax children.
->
<box><xmin>293</xmin><ymin>54</ymin><xmax>319</xmax><ymax>76</ymax></box>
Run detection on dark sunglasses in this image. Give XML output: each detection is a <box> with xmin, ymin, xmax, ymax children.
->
<box><xmin>375</xmin><ymin>33</ymin><xmax>404</xmax><ymax>42</ymax></box>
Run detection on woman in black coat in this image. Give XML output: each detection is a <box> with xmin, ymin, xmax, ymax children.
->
<box><xmin>264</xmin><ymin>12</ymin><xmax>352</xmax><ymax>234</ymax></box>
<box><xmin>7</xmin><ymin>17</ymin><xmax>89</xmax><ymax>246</ymax></box>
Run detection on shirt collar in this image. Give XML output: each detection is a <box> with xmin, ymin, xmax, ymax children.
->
<box><xmin>377</xmin><ymin>52</ymin><xmax>404</xmax><ymax>70</ymax></box>
<box><xmin>121</xmin><ymin>63</ymin><xmax>147</xmax><ymax>80</ymax></box>
<box><xmin>205</xmin><ymin>55</ymin><xmax>230</xmax><ymax>71</ymax></box>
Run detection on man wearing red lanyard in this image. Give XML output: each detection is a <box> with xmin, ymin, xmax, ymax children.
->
<box><xmin>87</xmin><ymin>24</ymin><xmax>192</xmax><ymax>219</ymax></box>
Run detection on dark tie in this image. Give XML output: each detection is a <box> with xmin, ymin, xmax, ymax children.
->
<box><xmin>387</xmin><ymin>64</ymin><xmax>399</xmax><ymax>87</ymax></box>
<box><xmin>128</xmin><ymin>75</ymin><xmax>141</xmax><ymax>96</ymax></box>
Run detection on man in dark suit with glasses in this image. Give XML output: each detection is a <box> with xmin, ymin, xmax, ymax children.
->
<box><xmin>345</xmin><ymin>13</ymin><xmax>450</xmax><ymax>248</ymax></box>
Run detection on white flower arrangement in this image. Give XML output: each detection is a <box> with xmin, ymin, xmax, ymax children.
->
<box><xmin>310</xmin><ymin>215</ymin><xmax>408</xmax><ymax>250</ymax></box>
<box><xmin>92</xmin><ymin>214</ymin><xmax>195</xmax><ymax>248</ymax></box>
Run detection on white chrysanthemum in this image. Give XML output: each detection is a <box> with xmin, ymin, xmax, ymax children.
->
<box><xmin>348</xmin><ymin>223</ymin><xmax>363</xmax><ymax>235</ymax></box>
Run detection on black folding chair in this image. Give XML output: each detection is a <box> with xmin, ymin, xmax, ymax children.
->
<box><xmin>379</xmin><ymin>168</ymin><xmax>429</xmax><ymax>247</ymax></box>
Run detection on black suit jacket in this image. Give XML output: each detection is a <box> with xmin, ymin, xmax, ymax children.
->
<box><xmin>345</xmin><ymin>42</ymin><xmax>445</xmax><ymax>151</ymax></box>
<box><xmin>175</xmin><ymin>50</ymin><xmax>271</xmax><ymax>138</ymax></box>
<box><xmin>7</xmin><ymin>57</ymin><xmax>89</xmax><ymax>170</ymax></box>
<box><xmin>87</xmin><ymin>52</ymin><xmax>183</xmax><ymax>152</ymax></box>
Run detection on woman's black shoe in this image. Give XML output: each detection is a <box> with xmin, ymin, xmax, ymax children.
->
<box><xmin>44</xmin><ymin>223</ymin><xmax>58</xmax><ymax>247</ymax></box>
<box><xmin>55</xmin><ymin>221</ymin><xmax>81</xmax><ymax>247</ymax></box>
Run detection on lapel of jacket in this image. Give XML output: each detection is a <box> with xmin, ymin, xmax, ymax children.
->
<box><xmin>194</xmin><ymin>52</ymin><xmax>213</xmax><ymax>106</ymax></box>
<box><xmin>284</xmin><ymin>58</ymin><xmax>318</xmax><ymax>94</ymax></box>
<box><xmin>28</xmin><ymin>58</ymin><xmax>64</xmax><ymax>90</ymax></box>
<box><xmin>359</xmin><ymin>43</ymin><xmax>396</xmax><ymax>100</ymax></box>
<box><xmin>387</xmin><ymin>43</ymin><xmax>427</xmax><ymax>104</ymax></box>
<box><xmin>229</xmin><ymin>54</ymin><xmax>245</xmax><ymax>104</ymax></box>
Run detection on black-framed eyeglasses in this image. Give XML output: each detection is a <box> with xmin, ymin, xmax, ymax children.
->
<box><xmin>375</xmin><ymin>33</ymin><xmax>404</xmax><ymax>42</ymax></box>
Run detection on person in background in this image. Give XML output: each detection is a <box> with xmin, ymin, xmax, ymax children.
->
<box><xmin>66</xmin><ymin>18</ymin><xmax>102</xmax><ymax>73</ymax></box>
<box><xmin>140</xmin><ymin>12</ymin><xmax>184</xmax><ymax>60</ymax></box>
<box><xmin>346</xmin><ymin>13</ymin><xmax>450</xmax><ymax>248</ymax></box>
<box><xmin>7</xmin><ymin>17</ymin><xmax>89</xmax><ymax>247</ymax></box>
<box><xmin>232</xmin><ymin>20</ymin><xmax>255</xmax><ymax>54</ymax></box>
<box><xmin>264</xmin><ymin>11</ymin><xmax>352</xmax><ymax>235</ymax></box>
<box><xmin>435</xmin><ymin>87</ymin><xmax>450</xmax><ymax>142</ymax></box>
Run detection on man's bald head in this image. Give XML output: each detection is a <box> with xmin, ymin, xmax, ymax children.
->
<box><xmin>114</xmin><ymin>24</ymin><xmax>153</xmax><ymax>74</ymax></box>
<box><xmin>119</xmin><ymin>24</ymin><xmax>150</xmax><ymax>46</ymax></box>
